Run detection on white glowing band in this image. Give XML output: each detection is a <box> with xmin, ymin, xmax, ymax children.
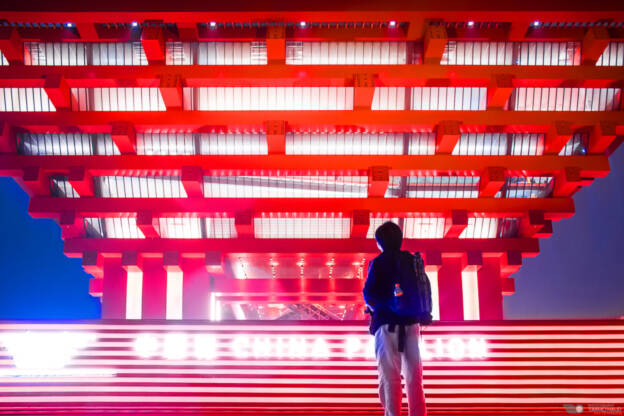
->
<box><xmin>0</xmin><ymin>331</ymin><xmax>99</xmax><ymax>376</ymax></box>
<box><xmin>131</xmin><ymin>333</ymin><xmax>487</xmax><ymax>361</ymax></box>
<box><xmin>0</xmin><ymin>331</ymin><xmax>488</xmax><ymax>376</ymax></box>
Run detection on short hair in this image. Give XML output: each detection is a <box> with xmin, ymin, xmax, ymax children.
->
<box><xmin>374</xmin><ymin>221</ymin><xmax>403</xmax><ymax>251</ymax></box>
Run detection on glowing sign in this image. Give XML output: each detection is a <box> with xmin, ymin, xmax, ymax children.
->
<box><xmin>0</xmin><ymin>331</ymin><xmax>488</xmax><ymax>376</ymax></box>
<box><xmin>0</xmin><ymin>331</ymin><xmax>113</xmax><ymax>377</ymax></box>
<box><xmin>131</xmin><ymin>333</ymin><xmax>487</xmax><ymax>361</ymax></box>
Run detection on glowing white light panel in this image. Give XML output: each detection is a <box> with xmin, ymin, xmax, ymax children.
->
<box><xmin>203</xmin><ymin>175</ymin><xmax>368</xmax><ymax>198</ymax></box>
<box><xmin>596</xmin><ymin>42</ymin><xmax>624</xmax><ymax>66</ymax></box>
<box><xmin>24</xmin><ymin>42</ymin><xmax>147</xmax><ymax>66</ymax></box>
<box><xmin>254</xmin><ymin>214</ymin><xmax>351</xmax><ymax>239</ymax></box>
<box><xmin>18</xmin><ymin>133</ymin><xmax>120</xmax><ymax>156</ymax></box>
<box><xmin>166</xmin><ymin>41</ymin><xmax>267</xmax><ymax>65</ymax></box>
<box><xmin>372</xmin><ymin>87</ymin><xmax>487</xmax><ymax>110</ymax></box>
<box><xmin>459</xmin><ymin>217</ymin><xmax>499</xmax><ymax>239</ymax></box>
<box><xmin>70</xmin><ymin>88</ymin><xmax>166</xmax><ymax>111</ymax></box>
<box><xmin>95</xmin><ymin>176</ymin><xmax>188</xmax><ymax>198</ymax></box>
<box><xmin>84</xmin><ymin>217</ymin><xmax>145</xmax><ymax>239</ymax></box>
<box><xmin>511</xmin><ymin>87</ymin><xmax>621</xmax><ymax>111</ymax></box>
<box><xmin>385</xmin><ymin>176</ymin><xmax>480</xmax><ymax>198</ymax></box>
<box><xmin>285</xmin><ymin>132</ymin><xmax>435</xmax><ymax>155</ymax></box>
<box><xmin>0</xmin><ymin>88</ymin><xmax>55</xmax><ymax>112</ymax></box>
<box><xmin>441</xmin><ymin>41</ymin><xmax>580</xmax><ymax>65</ymax></box>
<box><xmin>183</xmin><ymin>87</ymin><xmax>354</xmax><ymax>110</ymax></box>
<box><xmin>286</xmin><ymin>41</ymin><xmax>409</xmax><ymax>64</ymax></box>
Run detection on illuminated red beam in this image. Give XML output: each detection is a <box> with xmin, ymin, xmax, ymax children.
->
<box><xmin>2</xmin><ymin>1</ymin><xmax>624</xmax><ymax>24</ymax></box>
<box><xmin>62</xmin><ymin>237</ymin><xmax>540</xmax><ymax>256</ymax></box>
<box><xmin>3</xmin><ymin>110</ymin><xmax>623</xmax><ymax>135</ymax></box>
<box><xmin>28</xmin><ymin>197</ymin><xmax>575</xmax><ymax>219</ymax></box>
<box><xmin>1</xmin><ymin>65</ymin><xmax>623</xmax><ymax>89</ymax></box>
<box><xmin>0</xmin><ymin>155</ymin><xmax>610</xmax><ymax>178</ymax></box>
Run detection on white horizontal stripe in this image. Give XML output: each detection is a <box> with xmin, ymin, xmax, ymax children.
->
<box><xmin>1</xmin><ymin>377</ymin><xmax>623</xmax><ymax>386</ymax></box>
<box><xmin>8</xmin><ymin>367</ymin><xmax>617</xmax><ymax>377</ymax></box>
<box><xmin>0</xmin><ymin>358</ymin><xmax>620</xmax><ymax>367</ymax></box>
<box><xmin>1</xmin><ymin>324</ymin><xmax>622</xmax><ymax>332</ymax></box>
<box><xmin>1</xmin><ymin>396</ymin><xmax>623</xmax><ymax>404</ymax></box>
<box><xmin>2</xmin><ymin>386</ymin><xmax>623</xmax><ymax>395</ymax></box>
<box><xmin>2</xmin><ymin>350</ymin><xmax>623</xmax><ymax>359</ymax></box>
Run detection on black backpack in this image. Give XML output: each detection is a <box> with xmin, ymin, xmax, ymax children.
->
<box><xmin>389</xmin><ymin>251</ymin><xmax>433</xmax><ymax>326</ymax></box>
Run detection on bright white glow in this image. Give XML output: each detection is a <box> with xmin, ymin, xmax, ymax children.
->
<box><xmin>128</xmin><ymin>334</ymin><xmax>488</xmax><ymax>361</ymax></box>
<box><xmin>345</xmin><ymin>336</ymin><xmax>362</xmax><ymax>359</ymax></box>
<box><xmin>0</xmin><ymin>331</ymin><xmax>95</xmax><ymax>371</ymax></box>
<box><xmin>252</xmin><ymin>337</ymin><xmax>273</xmax><ymax>358</ymax></box>
<box><xmin>210</xmin><ymin>21</ymin><xmax>217</xmax><ymax>28</ymax></box>
<box><xmin>163</xmin><ymin>333</ymin><xmax>188</xmax><ymax>359</ymax></box>
<box><xmin>428</xmin><ymin>270</ymin><xmax>441</xmax><ymax>321</ymax></box>
<box><xmin>286</xmin><ymin>41</ymin><xmax>409</xmax><ymax>65</ymax></box>
<box><xmin>459</xmin><ymin>217</ymin><xmax>499</xmax><ymax>239</ymax></box>
<box><xmin>193</xmin><ymin>334</ymin><xmax>217</xmax><ymax>360</ymax></box>
<box><xmin>232</xmin><ymin>303</ymin><xmax>246</xmax><ymax>320</ymax></box>
<box><xmin>467</xmin><ymin>21</ymin><xmax>474</xmax><ymax>27</ymax></box>
<box><xmin>159</xmin><ymin>218</ymin><xmax>203</xmax><ymax>239</ymax></box>
<box><xmin>286</xmin><ymin>132</ymin><xmax>435</xmax><ymax>155</ymax></box>
<box><xmin>185</xmin><ymin>87</ymin><xmax>354</xmax><ymax>110</ymax></box>
<box><xmin>299</xmin><ymin>21</ymin><xmax>307</xmax><ymax>27</ymax></box>
<box><xmin>311</xmin><ymin>337</ymin><xmax>330</xmax><ymax>359</ymax></box>
<box><xmin>512</xmin><ymin>87</ymin><xmax>621</xmax><ymax>111</ymax></box>
<box><xmin>95</xmin><ymin>176</ymin><xmax>187</xmax><ymax>198</ymax></box>
<box><xmin>461</xmin><ymin>270</ymin><xmax>480</xmax><ymax>320</ymax></box>
<box><xmin>232</xmin><ymin>336</ymin><xmax>250</xmax><ymax>358</ymax></box>
<box><xmin>533</xmin><ymin>20</ymin><xmax>540</xmax><ymax>27</ymax></box>
<box><xmin>65</xmin><ymin>22</ymin><xmax>73</xmax><ymax>28</ymax></box>
<box><xmin>204</xmin><ymin>176</ymin><xmax>367</xmax><ymax>199</ymax></box>
<box><xmin>131</xmin><ymin>21</ymin><xmax>139</xmax><ymax>27</ymax></box>
<box><xmin>215</xmin><ymin>300</ymin><xmax>222</xmax><ymax>321</ymax></box>
<box><xmin>0</xmin><ymin>88</ymin><xmax>56</xmax><ymax>112</ymax></box>
<box><xmin>70</xmin><ymin>88</ymin><xmax>165</xmax><ymax>111</ymax></box>
<box><xmin>125</xmin><ymin>271</ymin><xmax>142</xmax><ymax>320</ymax></box>
<box><xmin>389</xmin><ymin>20</ymin><xmax>397</xmax><ymax>27</ymax></box>
<box><xmin>134</xmin><ymin>334</ymin><xmax>159</xmax><ymax>358</ymax></box>
<box><xmin>448</xmin><ymin>337</ymin><xmax>466</xmax><ymax>360</ymax></box>
<box><xmin>166</xmin><ymin>271</ymin><xmax>183</xmax><ymax>320</ymax></box>
<box><xmin>167</xmin><ymin>41</ymin><xmax>267</xmax><ymax>65</ymax></box>
<box><xmin>254</xmin><ymin>215</ymin><xmax>351</xmax><ymax>239</ymax></box>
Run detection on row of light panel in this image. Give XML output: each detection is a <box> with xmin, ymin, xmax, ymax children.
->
<box><xmin>9</xmin><ymin>40</ymin><xmax>624</xmax><ymax>66</ymax></box>
<box><xmin>18</xmin><ymin>132</ymin><xmax>587</xmax><ymax>156</ymax></box>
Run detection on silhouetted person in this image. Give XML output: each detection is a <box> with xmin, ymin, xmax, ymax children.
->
<box><xmin>363</xmin><ymin>221</ymin><xmax>431</xmax><ymax>416</ymax></box>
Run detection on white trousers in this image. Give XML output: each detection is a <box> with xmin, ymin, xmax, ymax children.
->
<box><xmin>374</xmin><ymin>323</ymin><xmax>427</xmax><ymax>416</ymax></box>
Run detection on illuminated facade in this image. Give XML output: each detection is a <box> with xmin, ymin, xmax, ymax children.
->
<box><xmin>0</xmin><ymin>2</ymin><xmax>623</xmax><ymax>325</ymax></box>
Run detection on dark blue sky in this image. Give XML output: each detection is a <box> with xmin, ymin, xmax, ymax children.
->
<box><xmin>0</xmin><ymin>150</ymin><xmax>622</xmax><ymax>320</ymax></box>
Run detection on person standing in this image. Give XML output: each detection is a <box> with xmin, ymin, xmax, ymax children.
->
<box><xmin>363</xmin><ymin>221</ymin><xmax>433</xmax><ymax>416</ymax></box>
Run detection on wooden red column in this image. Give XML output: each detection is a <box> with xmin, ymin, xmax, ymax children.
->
<box><xmin>437</xmin><ymin>257</ymin><xmax>464</xmax><ymax>321</ymax></box>
<box><xmin>140</xmin><ymin>256</ymin><xmax>167</xmax><ymax>319</ymax></box>
<box><xmin>477</xmin><ymin>257</ymin><xmax>504</xmax><ymax>320</ymax></box>
<box><xmin>101</xmin><ymin>257</ymin><xmax>127</xmax><ymax>319</ymax></box>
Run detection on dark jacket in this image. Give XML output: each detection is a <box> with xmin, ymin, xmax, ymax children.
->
<box><xmin>363</xmin><ymin>249</ymin><xmax>418</xmax><ymax>335</ymax></box>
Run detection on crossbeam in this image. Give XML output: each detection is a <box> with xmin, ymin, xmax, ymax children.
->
<box><xmin>1</xmin><ymin>65</ymin><xmax>623</xmax><ymax>88</ymax></box>
<box><xmin>2</xmin><ymin>111</ymin><xmax>623</xmax><ymax>133</ymax></box>
<box><xmin>28</xmin><ymin>197</ymin><xmax>575</xmax><ymax>219</ymax></box>
<box><xmin>63</xmin><ymin>237</ymin><xmax>540</xmax><ymax>256</ymax></box>
<box><xmin>0</xmin><ymin>155</ymin><xmax>611</xmax><ymax>178</ymax></box>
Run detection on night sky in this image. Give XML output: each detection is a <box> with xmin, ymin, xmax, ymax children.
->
<box><xmin>0</xmin><ymin>150</ymin><xmax>622</xmax><ymax>320</ymax></box>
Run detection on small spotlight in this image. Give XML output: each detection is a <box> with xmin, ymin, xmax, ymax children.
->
<box><xmin>131</xmin><ymin>21</ymin><xmax>139</xmax><ymax>28</ymax></box>
<box><xmin>209</xmin><ymin>21</ymin><xmax>217</xmax><ymax>28</ymax></box>
<box><xmin>467</xmin><ymin>21</ymin><xmax>474</xmax><ymax>27</ymax></box>
<box><xmin>389</xmin><ymin>20</ymin><xmax>397</xmax><ymax>27</ymax></box>
<box><xmin>532</xmin><ymin>20</ymin><xmax>540</xmax><ymax>27</ymax></box>
<box><xmin>65</xmin><ymin>22</ymin><xmax>73</xmax><ymax>28</ymax></box>
<box><xmin>299</xmin><ymin>21</ymin><xmax>307</xmax><ymax>28</ymax></box>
